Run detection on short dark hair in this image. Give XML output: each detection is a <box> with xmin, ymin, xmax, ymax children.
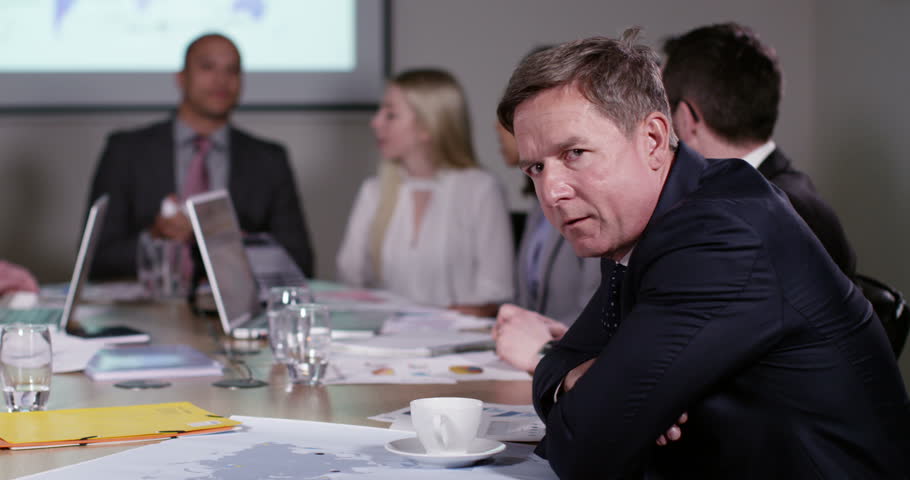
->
<box><xmin>662</xmin><ymin>22</ymin><xmax>782</xmax><ymax>144</ymax></box>
<box><xmin>497</xmin><ymin>28</ymin><xmax>676</xmax><ymax>148</ymax></box>
<box><xmin>182</xmin><ymin>33</ymin><xmax>239</xmax><ymax>71</ymax></box>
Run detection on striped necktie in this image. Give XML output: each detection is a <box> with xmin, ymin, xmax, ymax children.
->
<box><xmin>180</xmin><ymin>135</ymin><xmax>211</xmax><ymax>284</ymax></box>
<box><xmin>183</xmin><ymin>135</ymin><xmax>211</xmax><ymax>199</ymax></box>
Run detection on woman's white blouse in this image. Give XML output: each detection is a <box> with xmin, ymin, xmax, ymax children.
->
<box><xmin>336</xmin><ymin>168</ymin><xmax>515</xmax><ymax>308</ymax></box>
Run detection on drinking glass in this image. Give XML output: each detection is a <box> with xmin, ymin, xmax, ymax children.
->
<box><xmin>277</xmin><ymin>304</ymin><xmax>331</xmax><ymax>386</ymax></box>
<box><xmin>266</xmin><ymin>286</ymin><xmax>314</xmax><ymax>363</ymax></box>
<box><xmin>137</xmin><ymin>231</ymin><xmax>187</xmax><ymax>299</ymax></box>
<box><xmin>0</xmin><ymin>324</ymin><xmax>52</xmax><ymax>412</ymax></box>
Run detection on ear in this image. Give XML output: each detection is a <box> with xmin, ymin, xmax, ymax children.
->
<box><xmin>641</xmin><ymin>112</ymin><xmax>672</xmax><ymax>170</ymax></box>
<box><xmin>672</xmin><ymin>100</ymin><xmax>703</xmax><ymax>140</ymax></box>
<box><xmin>175</xmin><ymin>71</ymin><xmax>186</xmax><ymax>92</ymax></box>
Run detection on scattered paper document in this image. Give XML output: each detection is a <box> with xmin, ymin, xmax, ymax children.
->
<box><xmin>19</xmin><ymin>415</ymin><xmax>557</xmax><ymax>479</ymax></box>
<box><xmin>372</xmin><ymin>403</ymin><xmax>546</xmax><ymax>442</ymax></box>
<box><xmin>50</xmin><ymin>330</ymin><xmax>105</xmax><ymax>373</ymax></box>
<box><xmin>380</xmin><ymin>312</ymin><xmax>494</xmax><ymax>334</ymax></box>
<box><xmin>326</xmin><ymin>351</ymin><xmax>531</xmax><ymax>385</ymax></box>
<box><xmin>332</xmin><ymin>331</ymin><xmax>494</xmax><ymax>358</ymax></box>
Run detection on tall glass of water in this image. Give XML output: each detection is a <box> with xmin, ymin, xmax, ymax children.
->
<box><xmin>280</xmin><ymin>304</ymin><xmax>331</xmax><ymax>386</ymax></box>
<box><xmin>0</xmin><ymin>324</ymin><xmax>52</xmax><ymax>412</ymax></box>
<box><xmin>266</xmin><ymin>286</ymin><xmax>314</xmax><ymax>363</ymax></box>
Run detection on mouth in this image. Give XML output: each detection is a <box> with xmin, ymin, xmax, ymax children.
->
<box><xmin>563</xmin><ymin>216</ymin><xmax>590</xmax><ymax>228</ymax></box>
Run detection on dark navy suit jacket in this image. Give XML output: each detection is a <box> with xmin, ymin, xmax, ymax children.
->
<box><xmin>758</xmin><ymin>148</ymin><xmax>856</xmax><ymax>278</ymax></box>
<box><xmin>533</xmin><ymin>143</ymin><xmax>910</xmax><ymax>479</ymax></box>
<box><xmin>87</xmin><ymin>119</ymin><xmax>314</xmax><ymax>279</ymax></box>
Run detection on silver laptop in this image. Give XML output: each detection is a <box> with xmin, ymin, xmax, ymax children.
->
<box><xmin>186</xmin><ymin>190</ymin><xmax>302</xmax><ymax>339</ymax></box>
<box><xmin>0</xmin><ymin>195</ymin><xmax>148</xmax><ymax>342</ymax></box>
<box><xmin>187</xmin><ymin>190</ymin><xmax>393</xmax><ymax>340</ymax></box>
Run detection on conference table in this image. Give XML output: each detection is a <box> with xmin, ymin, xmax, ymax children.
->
<box><xmin>0</xmin><ymin>299</ymin><xmax>533</xmax><ymax>479</ymax></box>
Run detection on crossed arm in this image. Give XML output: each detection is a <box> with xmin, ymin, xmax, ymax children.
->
<box><xmin>533</xmin><ymin>207</ymin><xmax>781</xmax><ymax>479</ymax></box>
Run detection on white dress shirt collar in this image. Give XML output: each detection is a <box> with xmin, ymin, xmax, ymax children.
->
<box><xmin>740</xmin><ymin>140</ymin><xmax>777</xmax><ymax>169</ymax></box>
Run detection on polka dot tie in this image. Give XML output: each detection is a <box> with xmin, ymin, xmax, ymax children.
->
<box><xmin>602</xmin><ymin>263</ymin><xmax>628</xmax><ymax>338</ymax></box>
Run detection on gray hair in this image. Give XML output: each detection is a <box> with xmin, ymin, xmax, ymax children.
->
<box><xmin>497</xmin><ymin>28</ymin><xmax>677</xmax><ymax>148</ymax></box>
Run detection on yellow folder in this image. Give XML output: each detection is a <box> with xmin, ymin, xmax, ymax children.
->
<box><xmin>0</xmin><ymin>402</ymin><xmax>240</xmax><ymax>448</ymax></box>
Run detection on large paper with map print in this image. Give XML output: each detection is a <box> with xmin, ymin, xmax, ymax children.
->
<box><xmin>22</xmin><ymin>416</ymin><xmax>557</xmax><ymax>480</ymax></box>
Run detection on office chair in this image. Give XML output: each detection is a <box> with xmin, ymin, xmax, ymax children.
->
<box><xmin>856</xmin><ymin>274</ymin><xmax>909</xmax><ymax>357</ymax></box>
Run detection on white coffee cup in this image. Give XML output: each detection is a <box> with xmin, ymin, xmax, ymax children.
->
<box><xmin>410</xmin><ymin>397</ymin><xmax>483</xmax><ymax>455</ymax></box>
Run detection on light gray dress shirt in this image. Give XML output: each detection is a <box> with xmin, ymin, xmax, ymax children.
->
<box><xmin>173</xmin><ymin>118</ymin><xmax>230</xmax><ymax>197</ymax></box>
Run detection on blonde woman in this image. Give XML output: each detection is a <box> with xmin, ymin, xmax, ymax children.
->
<box><xmin>337</xmin><ymin>69</ymin><xmax>514</xmax><ymax>317</ymax></box>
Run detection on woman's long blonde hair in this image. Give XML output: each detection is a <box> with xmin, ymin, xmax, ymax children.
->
<box><xmin>368</xmin><ymin>69</ymin><xmax>480</xmax><ymax>284</ymax></box>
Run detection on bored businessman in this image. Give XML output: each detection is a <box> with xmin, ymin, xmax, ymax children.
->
<box><xmin>497</xmin><ymin>30</ymin><xmax>910</xmax><ymax>479</ymax></box>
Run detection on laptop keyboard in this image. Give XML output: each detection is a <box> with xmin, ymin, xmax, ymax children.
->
<box><xmin>0</xmin><ymin>307</ymin><xmax>63</xmax><ymax>326</ymax></box>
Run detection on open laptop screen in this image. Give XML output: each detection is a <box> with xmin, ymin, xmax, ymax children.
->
<box><xmin>60</xmin><ymin>194</ymin><xmax>108</xmax><ymax>329</ymax></box>
<box><xmin>185</xmin><ymin>190</ymin><xmax>262</xmax><ymax>334</ymax></box>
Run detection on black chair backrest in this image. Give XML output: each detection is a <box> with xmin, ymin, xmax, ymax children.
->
<box><xmin>856</xmin><ymin>274</ymin><xmax>909</xmax><ymax>357</ymax></box>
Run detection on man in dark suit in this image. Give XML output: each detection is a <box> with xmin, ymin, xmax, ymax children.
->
<box><xmin>497</xmin><ymin>30</ymin><xmax>910</xmax><ymax>479</ymax></box>
<box><xmin>87</xmin><ymin>33</ymin><xmax>313</xmax><ymax>279</ymax></box>
<box><xmin>662</xmin><ymin>22</ymin><xmax>856</xmax><ymax>278</ymax></box>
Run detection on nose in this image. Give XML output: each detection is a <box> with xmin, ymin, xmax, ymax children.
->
<box><xmin>369</xmin><ymin>112</ymin><xmax>382</xmax><ymax>132</ymax></box>
<box><xmin>537</xmin><ymin>165</ymin><xmax>574</xmax><ymax>207</ymax></box>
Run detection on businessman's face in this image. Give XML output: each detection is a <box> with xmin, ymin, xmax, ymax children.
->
<box><xmin>513</xmin><ymin>85</ymin><xmax>670</xmax><ymax>260</ymax></box>
<box><xmin>178</xmin><ymin>36</ymin><xmax>242</xmax><ymax>121</ymax></box>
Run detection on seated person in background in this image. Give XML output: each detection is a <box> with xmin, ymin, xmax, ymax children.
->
<box><xmin>337</xmin><ymin>69</ymin><xmax>514</xmax><ymax>317</ymax></box>
<box><xmin>662</xmin><ymin>22</ymin><xmax>856</xmax><ymax>278</ymax></box>
<box><xmin>498</xmin><ymin>31</ymin><xmax>910</xmax><ymax>478</ymax></box>
<box><xmin>0</xmin><ymin>261</ymin><xmax>38</xmax><ymax>296</ymax></box>
<box><xmin>493</xmin><ymin>121</ymin><xmax>600</xmax><ymax>372</ymax></box>
<box><xmin>87</xmin><ymin>33</ymin><xmax>314</xmax><ymax>280</ymax></box>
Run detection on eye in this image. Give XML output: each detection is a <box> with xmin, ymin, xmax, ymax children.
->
<box><xmin>523</xmin><ymin>163</ymin><xmax>544</xmax><ymax>177</ymax></box>
<box><xmin>565</xmin><ymin>149</ymin><xmax>585</xmax><ymax>160</ymax></box>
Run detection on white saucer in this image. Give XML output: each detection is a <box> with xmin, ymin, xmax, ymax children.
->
<box><xmin>385</xmin><ymin>437</ymin><xmax>506</xmax><ymax>468</ymax></box>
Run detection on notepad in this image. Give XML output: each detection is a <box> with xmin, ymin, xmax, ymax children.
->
<box><xmin>0</xmin><ymin>401</ymin><xmax>241</xmax><ymax>448</ymax></box>
<box><xmin>84</xmin><ymin>344</ymin><xmax>223</xmax><ymax>381</ymax></box>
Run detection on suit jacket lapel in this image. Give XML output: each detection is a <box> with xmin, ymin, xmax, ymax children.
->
<box><xmin>228</xmin><ymin>127</ymin><xmax>246</xmax><ymax>200</ymax></box>
<box><xmin>146</xmin><ymin>119</ymin><xmax>176</xmax><ymax>199</ymax></box>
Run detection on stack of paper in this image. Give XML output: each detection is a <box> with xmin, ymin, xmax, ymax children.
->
<box><xmin>332</xmin><ymin>331</ymin><xmax>495</xmax><ymax>358</ymax></box>
<box><xmin>0</xmin><ymin>402</ymin><xmax>240</xmax><ymax>448</ymax></box>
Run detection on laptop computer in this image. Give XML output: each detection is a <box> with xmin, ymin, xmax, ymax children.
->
<box><xmin>0</xmin><ymin>195</ymin><xmax>149</xmax><ymax>342</ymax></box>
<box><xmin>186</xmin><ymin>190</ymin><xmax>393</xmax><ymax>340</ymax></box>
<box><xmin>186</xmin><ymin>190</ymin><xmax>298</xmax><ymax>339</ymax></box>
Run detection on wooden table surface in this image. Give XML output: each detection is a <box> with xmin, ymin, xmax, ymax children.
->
<box><xmin>0</xmin><ymin>301</ymin><xmax>533</xmax><ymax>479</ymax></box>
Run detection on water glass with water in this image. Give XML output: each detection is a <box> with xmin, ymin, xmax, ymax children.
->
<box><xmin>137</xmin><ymin>231</ymin><xmax>187</xmax><ymax>299</ymax></box>
<box><xmin>278</xmin><ymin>304</ymin><xmax>331</xmax><ymax>386</ymax></box>
<box><xmin>0</xmin><ymin>324</ymin><xmax>52</xmax><ymax>412</ymax></box>
<box><xmin>266</xmin><ymin>286</ymin><xmax>314</xmax><ymax>363</ymax></box>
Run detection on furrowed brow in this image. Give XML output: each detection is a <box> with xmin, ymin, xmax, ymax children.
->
<box><xmin>555</xmin><ymin>136</ymin><xmax>585</xmax><ymax>152</ymax></box>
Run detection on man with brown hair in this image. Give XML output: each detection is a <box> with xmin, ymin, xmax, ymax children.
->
<box><xmin>498</xmin><ymin>29</ymin><xmax>909</xmax><ymax>479</ymax></box>
<box><xmin>662</xmin><ymin>22</ymin><xmax>856</xmax><ymax>278</ymax></box>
